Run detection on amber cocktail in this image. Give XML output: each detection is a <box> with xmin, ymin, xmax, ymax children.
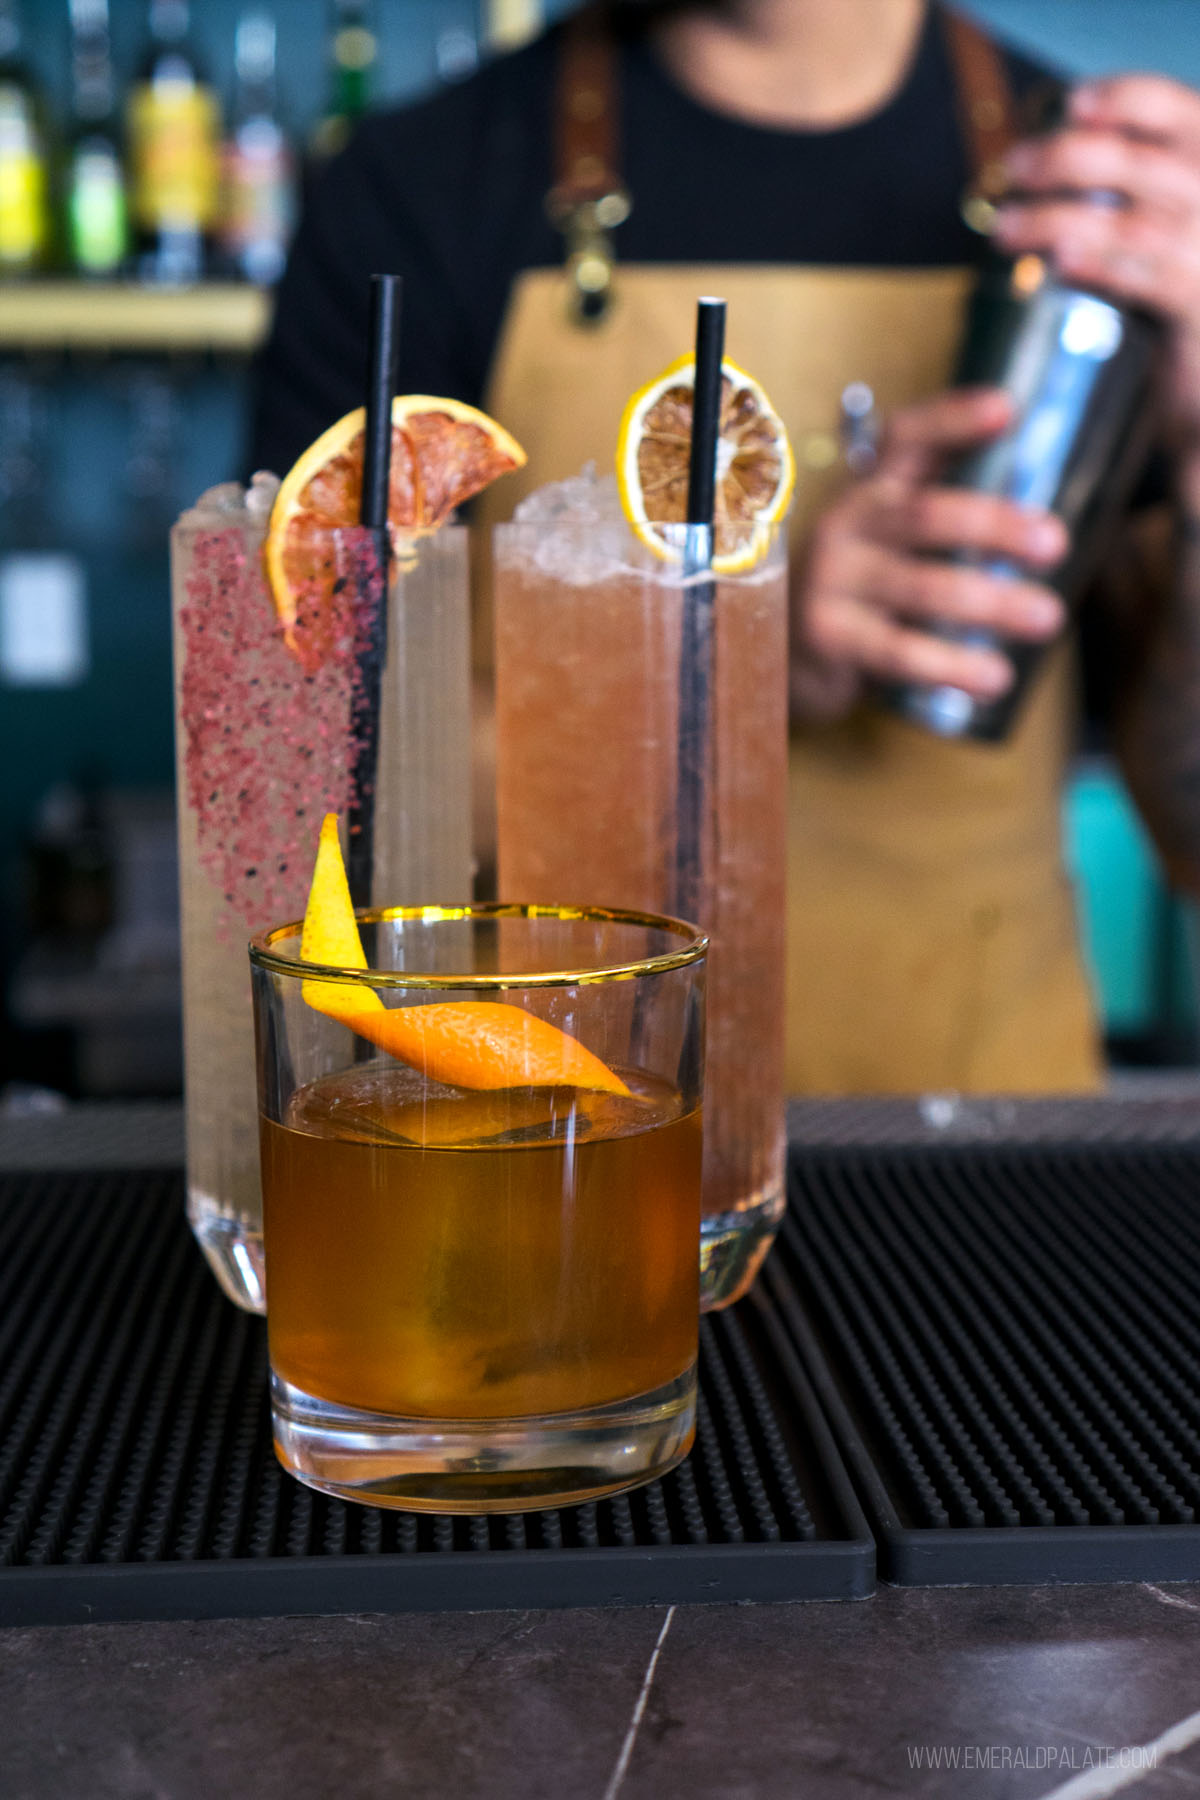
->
<box><xmin>251</xmin><ymin>905</ymin><xmax>707</xmax><ymax>1513</ymax></box>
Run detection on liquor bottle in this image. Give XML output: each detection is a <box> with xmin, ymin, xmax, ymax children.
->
<box><xmin>127</xmin><ymin>0</ymin><xmax>221</xmax><ymax>285</ymax></box>
<box><xmin>310</xmin><ymin>0</ymin><xmax>377</xmax><ymax>163</ymax></box>
<box><xmin>435</xmin><ymin>24</ymin><xmax>478</xmax><ymax>85</ymax></box>
<box><xmin>485</xmin><ymin>0</ymin><xmax>543</xmax><ymax>54</ymax></box>
<box><xmin>63</xmin><ymin>0</ymin><xmax>128</xmax><ymax>278</ymax></box>
<box><xmin>0</xmin><ymin>0</ymin><xmax>50</xmax><ymax>277</ymax></box>
<box><xmin>219</xmin><ymin>12</ymin><xmax>295</xmax><ymax>286</ymax></box>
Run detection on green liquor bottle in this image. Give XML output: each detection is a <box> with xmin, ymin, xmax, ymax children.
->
<box><xmin>310</xmin><ymin>0</ymin><xmax>377</xmax><ymax>163</ymax></box>
<box><xmin>64</xmin><ymin>0</ymin><xmax>128</xmax><ymax>277</ymax></box>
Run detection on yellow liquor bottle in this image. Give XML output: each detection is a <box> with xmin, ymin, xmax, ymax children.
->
<box><xmin>127</xmin><ymin>0</ymin><xmax>220</xmax><ymax>284</ymax></box>
<box><xmin>0</xmin><ymin>1</ymin><xmax>50</xmax><ymax>277</ymax></box>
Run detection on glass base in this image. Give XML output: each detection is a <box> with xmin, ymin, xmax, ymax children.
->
<box><xmin>187</xmin><ymin>1190</ymin><xmax>266</xmax><ymax>1314</ymax></box>
<box><xmin>270</xmin><ymin>1364</ymin><xmax>697</xmax><ymax>1514</ymax></box>
<box><xmin>700</xmin><ymin>1183</ymin><xmax>786</xmax><ymax>1313</ymax></box>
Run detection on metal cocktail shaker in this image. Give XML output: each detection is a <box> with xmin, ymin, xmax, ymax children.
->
<box><xmin>883</xmin><ymin>244</ymin><xmax>1161</xmax><ymax>742</ymax></box>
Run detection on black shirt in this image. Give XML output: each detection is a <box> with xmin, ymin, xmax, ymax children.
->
<box><xmin>250</xmin><ymin>3</ymin><xmax>1051</xmax><ymax>474</ymax></box>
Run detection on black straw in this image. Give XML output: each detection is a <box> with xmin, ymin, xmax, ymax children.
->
<box><xmin>686</xmin><ymin>298</ymin><xmax>725</xmax><ymax>529</ymax></box>
<box><xmin>360</xmin><ymin>274</ymin><xmax>402</xmax><ymax>533</ymax></box>
<box><xmin>673</xmin><ymin>297</ymin><xmax>725</xmax><ymax>929</ymax></box>
<box><xmin>348</xmin><ymin>273</ymin><xmax>402</xmax><ymax>908</ymax></box>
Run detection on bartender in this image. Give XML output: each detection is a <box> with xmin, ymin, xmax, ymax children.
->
<box><xmin>251</xmin><ymin>0</ymin><xmax>1200</xmax><ymax>1095</ymax></box>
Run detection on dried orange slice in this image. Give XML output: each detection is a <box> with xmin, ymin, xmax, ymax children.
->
<box><xmin>299</xmin><ymin>815</ymin><xmax>629</xmax><ymax>1097</ymax></box>
<box><xmin>264</xmin><ymin>396</ymin><xmax>525</xmax><ymax>656</ymax></box>
<box><xmin>616</xmin><ymin>355</ymin><xmax>794</xmax><ymax>574</ymax></box>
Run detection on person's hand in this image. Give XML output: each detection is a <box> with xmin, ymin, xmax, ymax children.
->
<box><xmin>790</xmin><ymin>387</ymin><xmax>1068</xmax><ymax>724</ymax></box>
<box><xmin>995</xmin><ymin>77</ymin><xmax>1200</xmax><ymax>463</ymax></box>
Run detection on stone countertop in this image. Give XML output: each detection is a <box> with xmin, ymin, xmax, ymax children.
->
<box><xmin>5</xmin><ymin>1098</ymin><xmax>1200</xmax><ymax>1798</ymax></box>
<box><xmin>5</xmin><ymin>1582</ymin><xmax>1200</xmax><ymax>1799</ymax></box>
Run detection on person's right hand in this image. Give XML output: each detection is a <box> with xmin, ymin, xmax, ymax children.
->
<box><xmin>789</xmin><ymin>387</ymin><xmax>1070</xmax><ymax>724</ymax></box>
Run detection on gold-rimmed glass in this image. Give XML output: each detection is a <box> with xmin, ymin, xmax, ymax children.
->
<box><xmin>250</xmin><ymin>903</ymin><xmax>707</xmax><ymax>1514</ymax></box>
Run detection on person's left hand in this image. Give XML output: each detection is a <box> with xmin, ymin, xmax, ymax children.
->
<box><xmin>995</xmin><ymin>77</ymin><xmax>1200</xmax><ymax>463</ymax></box>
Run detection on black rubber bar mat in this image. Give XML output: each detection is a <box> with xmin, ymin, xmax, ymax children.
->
<box><xmin>0</xmin><ymin>1170</ymin><xmax>872</xmax><ymax>1625</ymax></box>
<box><xmin>768</xmin><ymin>1143</ymin><xmax>1200</xmax><ymax>1586</ymax></box>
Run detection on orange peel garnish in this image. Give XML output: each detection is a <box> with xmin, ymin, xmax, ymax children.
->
<box><xmin>299</xmin><ymin>815</ymin><xmax>629</xmax><ymax>1097</ymax></box>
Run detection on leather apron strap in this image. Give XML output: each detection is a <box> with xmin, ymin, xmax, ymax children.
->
<box><xmin>546</xmin><ymin>4</ymin><xmax>630</xmax><ymax>322</ymax></box>
<box><xmin>547</xmin><ymin>1</ymin><xmax>1022</xmax><ymax>315</ymax></box>
<box><xmin>940</xmin><ymin>5</ymin><xmax>1020</xmax><ymax>230</ymax></box>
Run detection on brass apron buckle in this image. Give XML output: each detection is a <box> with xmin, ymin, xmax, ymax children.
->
<box><xmin>545</xmin><ymin>184</ymin><xmax>631</xmax><ymax>326</ymax></box>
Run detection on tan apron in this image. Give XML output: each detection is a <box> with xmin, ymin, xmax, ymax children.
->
<box><xmin>475</xmin><ymin>16</ymin><xmax>1103</xmax><ymax>1096</ymax></box>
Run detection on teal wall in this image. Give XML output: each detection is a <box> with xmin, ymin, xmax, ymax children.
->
<box><xmin>1064</xmin><ymin>767</ymin><xmax>1196</xmax><ymax>1052</ymax></box>
<box><xmin>964</xmin><ymin>0</ymin><xmax>1200</xmax><ymax>87</ymax></box>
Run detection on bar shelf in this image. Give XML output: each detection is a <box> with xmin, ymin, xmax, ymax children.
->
<box><xmin>0</xmin><ymin>283</ymin><xmax>271</xmax><ymax>355</ymax></box>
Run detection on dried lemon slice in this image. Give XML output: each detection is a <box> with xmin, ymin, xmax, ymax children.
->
<box><xmin>616</xmin><ymin>354</ymin><xmax>794</xmax><ymax>574</ymax></box>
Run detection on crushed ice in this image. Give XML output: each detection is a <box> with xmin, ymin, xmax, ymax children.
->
<box><xmin>512</xmin><ymin>464</ymin><xmax>621</xmax><ymax>525</ymax></box>
<box><xmin>504</xmin><ymin>464</ymin><xmax>776</xmax><ymax>587</ymax></box>
<box><xmin>176</xmin><ymin>470</ymin><xmax>280</xmax><ymax>533</ymax></box>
